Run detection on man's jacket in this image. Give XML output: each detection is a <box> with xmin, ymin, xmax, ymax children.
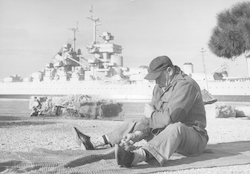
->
<box><xmin>134</xmin><ymin>66</ymin><xmax>207</xmax><ymax>137</ymax></box>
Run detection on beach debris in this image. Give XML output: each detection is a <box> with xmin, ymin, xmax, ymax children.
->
<box><xmin>215</xmin><ymin>104</ymin><xmax>236</xmax><ymax>118</ymax></box>
<box><xmin>201</xmin><ymin>89</ymin><xmax>217</xmax><ymax>105</ymax></box>
<box><xmin>235</xmin><ymin>106</ymin><xmax>250</xmax><ymax>119</ymax></box>
<box><xmin>215</xmin><ymin>103</ymin><xmax>250</xmax><ymax>118</ymax></box>
<box><xmin>28</xmin><ymin>95</ymin><xmax>123</xmax><ymax>118</ymax></box>
<box><xmin>29</xmin><ymin>96</ymin><xmax>42</xmax><ymax>116</ymax></box>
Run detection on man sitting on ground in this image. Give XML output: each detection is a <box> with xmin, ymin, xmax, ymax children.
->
<box><xmin>74</xmin><ymin>55</ymin><xmax>209</xmax><ymax>167</ymax></box>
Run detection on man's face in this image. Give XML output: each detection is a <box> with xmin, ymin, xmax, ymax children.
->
<box><xmin>155</xmin><ymin>70</ymin><xmax>171</xmax><ymax>88</ymax></box>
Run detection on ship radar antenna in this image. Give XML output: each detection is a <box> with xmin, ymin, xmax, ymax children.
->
<box><xmin>87</xmin><ymin>5</ymin><xmax>101</xmax><ymax>44</ymax></box>
<box><xmin>69</xmin><ymin>21</ymin><xmax>79</xmax><ymax>52</ymax></box>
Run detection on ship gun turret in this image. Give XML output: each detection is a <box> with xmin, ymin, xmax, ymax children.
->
<box><xmin>41</xmin><ymin>42</ymin><xmax>87</xmax><ymax>82</ymax></box>
<box><xmin>85</xmin><ymin>32</ymin><xmax>124</xmax><ymax>80</ymax></box>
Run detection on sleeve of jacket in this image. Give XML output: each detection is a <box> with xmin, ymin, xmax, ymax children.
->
<box><xmin>149</xmin><ymin>81</ymin><xmax>198</xmax><ymax>129</ymax></box>
<box><xmin>150</xmin><ymin>84</ymin><xmax>163</xmax><ymax>108</ymax></box>
<box><xmin>132</xmin><ymin>117</ymin><xmax>151</xmax><ymax>135</ymax></box>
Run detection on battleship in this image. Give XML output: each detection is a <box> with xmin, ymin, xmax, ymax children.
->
<box><xmin>1</xmin><ymin>16</ymin><xmax>250</xmax><ymax>102</ymax></box>
<box><xmin>0</xmin><ymin>34</ymin><xmax>155</xmax><ymax>101</ymax></box>
<box><xmin>0</xmin><ymin>17</ymin><xmax>155</xmax><ymax>102</ymax></box>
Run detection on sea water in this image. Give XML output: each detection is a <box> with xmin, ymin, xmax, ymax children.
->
<box><xmin>0</xmin><ymin>99</ymin><xmax>30</xmax><ymax>117</ymax></box>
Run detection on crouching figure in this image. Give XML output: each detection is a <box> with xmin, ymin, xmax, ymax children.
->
<box><xmin>74</xmin><ymin>56</ymin><xmax>209</xmax><ymax>167</ymax></box>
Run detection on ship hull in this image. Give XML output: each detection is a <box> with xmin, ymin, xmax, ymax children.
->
<box><xmin>196</xmin><ymin>80</ymin><xmax>250</xmax><ymax>102</ymax></box>
<box><xmin>1</xmin><ymin>80</ymin><xmax>250</xmax><ymax>102</ymax></box>
<box><xmin>0</xmin><ymin>81</ymin><xmax>154</xmax><ymax>102</ymax></box>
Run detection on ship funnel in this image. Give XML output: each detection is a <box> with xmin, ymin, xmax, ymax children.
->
<box><xmin>183</xmin><ymin>63</ymin><xmax>193</xmax><ymax>76</ymax></box>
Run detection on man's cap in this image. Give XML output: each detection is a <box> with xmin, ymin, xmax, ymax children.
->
<box><xmin>144</xmin><ymin>56</ymin><xmax>173</xmax><ymax>80</ymax></box>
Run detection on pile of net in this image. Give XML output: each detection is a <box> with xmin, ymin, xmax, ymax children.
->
<box><xmin>29</xmin><ymin>95</ymin><xmax>122</xmax><ymax>119</ymax></box>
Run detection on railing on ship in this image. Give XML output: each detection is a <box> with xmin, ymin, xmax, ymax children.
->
<box><xmin>219</xmin><ymin>77</ymin><xmax>250</xmax><ymax>82</ymax></box>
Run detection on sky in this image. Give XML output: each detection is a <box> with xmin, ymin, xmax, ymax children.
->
<box><xmin>0</xmin><ymin>0</ymin><xmax>249</xmax><ymax>79</ymax></box>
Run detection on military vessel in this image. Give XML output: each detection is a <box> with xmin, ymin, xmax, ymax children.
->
<box><xmin>1</xmin><ymin>15</ymin><xmax>250</xmax><ymax>102</ymax></box>
<box><xmin>0</xmin><ymin>16</ymin><xmax>154</xmax><ymax>102</ymax></box>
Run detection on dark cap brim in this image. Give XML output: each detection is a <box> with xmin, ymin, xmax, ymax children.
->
<box><xmin>144</xmin><ymin>71</ymin><xmax>162</xmax><ymax>80</ymax></box>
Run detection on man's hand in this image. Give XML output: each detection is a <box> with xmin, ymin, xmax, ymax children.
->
<box><xmin>122</xmin><ymin>133</ymin><xmax>135</xmax><ymax>145</ymax></box>
<box><xmin>121</xmin><ymin>131</ymin><xmax>145</xmax><ymax>144</ymax></box>
<box><xmin>144</xmin><ymin>103</ymin><xmax>155</xmax><ymax>118</ymax></box>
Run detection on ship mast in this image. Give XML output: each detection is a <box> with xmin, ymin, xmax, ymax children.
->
<box><xmin>87</xmin><ymin>5</ymin><xmax>101</xmax><ymax>44</ymax></box>
<box><xmin>69</xmin><ymin>22</ymin><xmax>79</xmax><ymax>52</ymax></box>
<box><xmin>201</xmin><ymin>48</ymin><xmax>209</xmax><ymax>92</ymax></box>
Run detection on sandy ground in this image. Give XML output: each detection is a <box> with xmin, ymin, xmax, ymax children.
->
<box><xmin>1</xmin><ymin>104</ymin><xmax>250</xmax><ymax>173</ymax></box>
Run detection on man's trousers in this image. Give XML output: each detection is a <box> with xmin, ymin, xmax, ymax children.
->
<box><xmin>106</xmin><ymin>119</ymin><xmax>208</xmax><ymax>166</ymax></box>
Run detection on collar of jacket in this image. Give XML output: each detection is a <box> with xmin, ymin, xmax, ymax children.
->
<box><xmin>163</xmin><ymin>66</ymin><xmax>186</xmax><ymax>91</ymax></box>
